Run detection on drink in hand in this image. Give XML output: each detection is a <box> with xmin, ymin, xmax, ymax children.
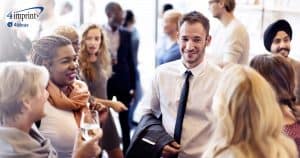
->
<box><xmin>81</xmin><ymin>123</ymin><xmax>101</xmax><ymax>141</ymax></box>
<box><xmin>80</xmin><ymin>110</ymin><xmax>101</xmax><ymax>141</ymax></box>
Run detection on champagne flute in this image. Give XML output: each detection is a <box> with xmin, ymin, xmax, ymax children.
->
<box><xmin>80</xmin><ymin>110</ymin><xmax>102</xmax><ymax>141</ymax></box>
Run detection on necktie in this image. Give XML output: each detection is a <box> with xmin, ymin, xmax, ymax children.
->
<box><xmin>174</xmin><ymin>71</ymin><xmax>192</xmax><ymax>144</ymax></box>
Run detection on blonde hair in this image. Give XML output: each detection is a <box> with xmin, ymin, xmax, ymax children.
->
<box><xmin>53</xmin><ymin>25</ymin><xmax>79</xmax><ymax>42</ymax></box>
<box><xmin>163</xmin><ymin>10</ymin><xmax>182</xmax><ymax>31</ymax></box>
<box><xmin>0</xmin><ymin>62</ymin><xmax>49</xmax><ymax>125</ymax></box>
<box><xmin>79</xmin><ymin>24</ymin><xmax>112</xmax><ymax>81</ymax></box>
<box><xmin>203</xmin><ymin>65</ymin><xmax>297</xmax><ymax>158</ymax></box>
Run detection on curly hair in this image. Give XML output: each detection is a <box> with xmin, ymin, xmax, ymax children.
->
<box><xmin>79</xmin><ymin>24</ymin><xmax>112</xmax><ymax>81</ymax></box>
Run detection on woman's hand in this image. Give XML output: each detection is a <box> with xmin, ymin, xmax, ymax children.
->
<box><xmin>89</xmin><ymin>99</ymin><xmax>109</xmax><ymax>123</ymax></box>
<box><xmin>73</xmin><ymin>129</ymin><xmax>102</xmax><ymax>158</ymax></box>
<box><xmin>92</xmin><ymin>96</ymin><xmax>128</xmax><ymax>113</ymax></box>
<box><xmin>110</xmin><ymin>101</ymin><xmax>128</xmax><ymax>112</ymax></box>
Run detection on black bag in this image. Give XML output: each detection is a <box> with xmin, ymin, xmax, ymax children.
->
<box><xmin>126</xmin><ymin>114</ymin><xmax>174</xmax><ymax>158</ymax></box>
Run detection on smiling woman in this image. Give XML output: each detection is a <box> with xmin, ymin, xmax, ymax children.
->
<box><xmin>31</xmin><ymin>35</ymin><xmax>102</xmax><ymax>158</ymax></box>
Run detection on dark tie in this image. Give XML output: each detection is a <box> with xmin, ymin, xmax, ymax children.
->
<box><xmin>174</xmin><ymin>71</ymin><xmax>192</xmax><ymax>144</ymax></box>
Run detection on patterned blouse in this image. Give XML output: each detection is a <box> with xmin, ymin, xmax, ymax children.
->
<box><xmin>283</xmin><ymin>122</ymin><xmax>300</xmax><ymax>157</ymax></box>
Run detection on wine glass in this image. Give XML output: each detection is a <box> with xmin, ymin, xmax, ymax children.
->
<box><xmin>80</xmin><ymin>110</ymin><xmax>102</xmax><ymax>141</ymax></box>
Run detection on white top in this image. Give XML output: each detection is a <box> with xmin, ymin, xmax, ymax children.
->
<box><xmin>208</xmin><ymin>18</ymin><xmax>249</xmax><ymax>66</ymax></box>
<box><xmin>102</xmin><ymin>24</ymin><xmax>120</xmax><ymax>59</ymax></box>
<box><xmin>137</xmin><ymin>59</ymin><xmax>221</xmax><ymax>158</ymax></box>
<box><xmin>39</xmin><ymin>101</ymin><xmax>78</xmax><ymax>158</ymax></box>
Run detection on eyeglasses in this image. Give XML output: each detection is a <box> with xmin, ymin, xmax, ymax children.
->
<box><xmin>208</xmin><ymin>0</ymin><xmax>219</xmax><ymax>5</ymax></box>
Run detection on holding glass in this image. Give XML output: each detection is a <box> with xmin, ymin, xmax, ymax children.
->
<box><xmin>80</xmin><ymin>109</ymin><xmax>102</xmax><ymax>141</ymax></box>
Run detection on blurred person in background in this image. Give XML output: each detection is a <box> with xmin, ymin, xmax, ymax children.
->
<box><xmin>103</xmin><ymin>2</ymin><xmax>136</xmax><ymax>153</ymax></box>
<box><xmin>162</xmin><ymin>3</ymin><xmax>174</xmax><ymax>15</ymax></box>
<box><xmin>0</xmin><ymin>21</ymin><xmax>31</xmax><ymax>61</ymax></box>
<box><xmin>79</xmin><ymin>24</ymin><xmax>126</xmax><ymax>158</ymax></box>
<box><xmin>53</xmin><ymin>25</ymin><xmax>80</xmax><ymax>54</ymax></box>
<box><xmin>208</xmin><ymin>0</ymin><xmax>249</xmax><ymax>67</ymax></box>
<box><xmin>155</xmin><ymin>10</ymin><xmax>182</xmax><ymax>66</ymax></box>
<box><xmin>123</xmin><ymin>9</ymin><xmax>142</xmax><ymax>126</ymax></box>
<box><xmin>36</xmin><ymin>0</ymin><xmax>60</xmax><ymax>38</ymax></box>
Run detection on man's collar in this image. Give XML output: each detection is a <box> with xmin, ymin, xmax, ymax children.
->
<box><xmin>179</xmin><ymin>58</ymin><xmax>207</xmax><ymax>77</ymax></box>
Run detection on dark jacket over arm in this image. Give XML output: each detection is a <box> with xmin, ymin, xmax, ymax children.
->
<box><xmin>126</xmin><ymin>114</ymin><xmax>174</xmax><ymax>158</ymax></box>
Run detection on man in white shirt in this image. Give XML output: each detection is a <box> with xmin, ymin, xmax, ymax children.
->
<box><xmin>208</xmin><ymin>0</ymin><xmax>249</xmax><ymax>67</ymax></box>
<box><xmin>138</xmin><ymin>11</ymin><xmax>221</xmax><ymax>158</ymax></box>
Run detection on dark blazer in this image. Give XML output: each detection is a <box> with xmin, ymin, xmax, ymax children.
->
<box><xmin>107</xmin><ymin>28</ymin><xmax>136</xmax><ymax>94</ymax></box>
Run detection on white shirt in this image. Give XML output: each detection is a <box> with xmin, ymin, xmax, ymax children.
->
<box><xmin>208</xmin><ymin>18</ymin><xmax>249</xmax><ymax>66</ymax></box>
<box><xmin>102</xmin><ymin>24</ymin><xmax>120</xmax><ymax>60</ymax></box>
<box><xmin>39</xmin><ymin>101</ymin><xmax>78</xmax><ymax>158</ymax></box>
<box><xmin>137</xmin><ymin>59</ymin><xmax>221</xmax><ymax>158</ymax></box>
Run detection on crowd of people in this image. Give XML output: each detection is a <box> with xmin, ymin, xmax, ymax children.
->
<box><xmin>0</xmin><ymin>0</ymin><xmax>300</xmax><ymax>158</ymax></box>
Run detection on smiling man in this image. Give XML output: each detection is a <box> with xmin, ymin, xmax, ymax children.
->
<box><xmin>263</xmin><ymin>19</ymin><xmax>300</xmax><ymax>105</ymax></box>
<box><xmin>138</xmin><ymin>11</ymin><xmax>221</xmax><ymax>158</ymax></box>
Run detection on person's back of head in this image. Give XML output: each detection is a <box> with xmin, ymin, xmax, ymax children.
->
<box><xmin>0</xmin><ymin>62</ymin><xmax>49</xmax><ymax>125</ymax></box>
<box><xmin>250</xmin><ymin>54</ymin><xmax>300</xmax><ymax>119</ymax></box>
<box><xmin>203</xmin><ymin>65</ymin><xmax>297</xmax><ymax>158</ymax></box>
<box><xmin>223</xmin><ymin>0</ymin><xmax>235</xmax><ymax>12</ymax></box>
<box><xmin>123</xmin><ymin>10</ymin><xmax>135</xmax><ymax>27</ymax></box>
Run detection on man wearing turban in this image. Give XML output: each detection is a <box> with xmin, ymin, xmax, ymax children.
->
<box><xmin>263</xmin><ymin>19</ymin><xmax>300</xmax><ymax>105</ymax></box>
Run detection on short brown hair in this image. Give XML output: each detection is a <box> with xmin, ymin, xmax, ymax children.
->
<box><xmin>179</xmin><ymin>11</ymin><xmax>210</xmax><ymax>36</ymax></box>
<box><xmin>223</xmin><ymin>0</ymin><xmax>235</xmax><ymax>12</ymax></box>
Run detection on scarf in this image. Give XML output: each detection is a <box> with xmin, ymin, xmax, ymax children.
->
<box><xmin>0</xmin><ymin>126</ymin><xmax>57</xmax><ymax>158</ymax></box>
<box><xmin>47</xmin><ymin>80</ymin><xmax>90</xmax><ymax>126</ymax></box>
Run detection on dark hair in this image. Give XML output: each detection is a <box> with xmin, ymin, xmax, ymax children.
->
<box><xmin>250</xmin><ymin>54</ymin><xmax>299</xmax><ymax>118</ymax></box>
<box><xmin>123</xmin><ymin>10</ymin><xmax>134</xmax><ymax>27</ymax></box>
<box><xmin>179</xmin><ymin>11</ymin><xmax>210</xmax><ymax>36</ymax></box>
<box><xmin>31</xmin><ymin>35</ymin><xmax>71</xmax><ymax>65</ymax></box>
<box><xmin>105</xmin><ymin>2</ymin><xmax>121</xmax><ymax>16</ymax></box>
<box><xmin>163</xmin><ymin>3</ymin><xmax>173</xmax><ymax>13</ymax></box>
<box><xmin>224</xmin><ymin>0</ymin><xmax>235</xmax><ymax>12</ymax></box>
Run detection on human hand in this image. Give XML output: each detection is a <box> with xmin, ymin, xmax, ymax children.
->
<box><xmin>73</xmin><ymin>129</ymin><xmax>102</xmax><ymax>158</ymax></box>
<box><xmin>110</xmin><ymin>101</ymin><xmax>128</xmax><ymax>112</ymax></box>
<box><xmin>162</xmin><ymin>141</ymin><xmax>180</xmax><ymax>158</ymax></box>
<box><xmin>89</xmin><ymin>99</ymin><xmax>108</xmax><ymax>123</ymax></box>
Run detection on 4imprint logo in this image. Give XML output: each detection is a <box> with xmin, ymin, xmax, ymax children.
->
<box><xmin>6</xmin><ymin>6</ymin><xmax>44</xmax><ymax>28</ymax></box>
